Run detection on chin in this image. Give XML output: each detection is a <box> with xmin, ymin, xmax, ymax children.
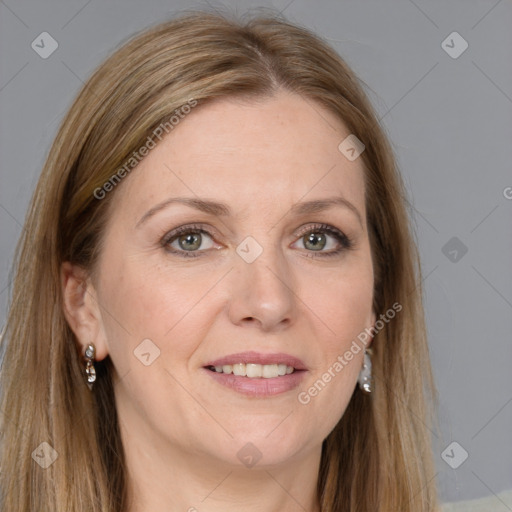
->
<box><xmin>211</xmin><ymin>430</ymin><xmax>310</xmax><ymax>469</ymax></box>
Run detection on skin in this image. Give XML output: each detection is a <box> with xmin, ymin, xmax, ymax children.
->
<box><xmin>62</xmin><ymin>90</ymin><xmax>376</xmax><ymax>512</ymax></box>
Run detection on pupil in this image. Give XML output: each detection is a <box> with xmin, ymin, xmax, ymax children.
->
<box><xmin>305</xmin><ymin>233</ymin><xmax>325</xmax><ymax>251</ymax></box>
<box><xmin>179</xmin><ymin>233</ymin><xmax>200</xmax><ymax>251</ymax></box>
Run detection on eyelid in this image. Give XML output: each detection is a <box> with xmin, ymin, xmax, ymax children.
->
<box><xmin>161</xmin><ymin>223</ymin><xmax>216</xmax><ymax>243</ymax></box>
<box><xmin>160</xmin><ymin>223</ymin><xmax>218</xmax><ymax>256</ymax></box>
<box><xmin>161</xmin><ymin>222</ymin><xmax>353</xmax><ymax>258</ymax></box>
<box><xmin>292</xmin><ymin>222</ymin><xmax>353</xmax><ymax>253</ymax></box>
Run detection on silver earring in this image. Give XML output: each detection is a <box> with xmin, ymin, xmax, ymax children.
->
<box><xmin>83</xmin><ymin>343</ymin><xmax>96</xmax><ymax>390</ymax></box>
<box><xmin>358</xmin><ymin>348</ymin><xmax>373</xmax><ymax>393</ymax></box>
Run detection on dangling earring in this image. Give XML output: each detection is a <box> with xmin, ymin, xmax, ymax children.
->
<box><xmin>358</xmin><ymin>348</ymin><xmax>373</xmax><ymax>393</ymax></box>
<box><xmin>83</xmin><ymin>343</ymin><xmax>97</xmax><ymax>390</ymax></box>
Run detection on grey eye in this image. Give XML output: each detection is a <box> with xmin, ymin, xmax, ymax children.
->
<box><xmin>168</xmin><ymin>231</ymin><xmax>215</xmax><ymax>252</ymax></box>
<box><xmin>302</xmin><ymin>232</ymin><xmax>327</xmax><ymax>251</ymax></box>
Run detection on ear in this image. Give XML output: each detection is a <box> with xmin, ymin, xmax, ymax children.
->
<box><xmin>61</xmin><ymin>261</ymin><xmax>109</xmax><ymax>361</ymax></box>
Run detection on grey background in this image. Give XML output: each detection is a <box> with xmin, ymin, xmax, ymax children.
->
<box><xmin>1</xmin><ymin>0</ymin><xmax>511</xmax><ymax>505</ymax></box>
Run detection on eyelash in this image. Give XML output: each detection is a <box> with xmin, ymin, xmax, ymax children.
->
<box><xmin>161</xmin><ymin>223</ymin><xmax>354</xmax><ymax>259</ymax></box>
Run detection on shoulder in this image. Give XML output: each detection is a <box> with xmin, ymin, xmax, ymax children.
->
<box><xmin>439</xmin><ymin>489</ymin><xmax>512</xmax><ymax>512</ymax></box>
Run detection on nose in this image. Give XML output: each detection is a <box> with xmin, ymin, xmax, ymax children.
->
<box><xmin>227</xmin><ymin>242</ymin><xmax>297</xmax><ymax>332</ymax></box>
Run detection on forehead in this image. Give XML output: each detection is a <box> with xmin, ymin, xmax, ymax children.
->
<box><xmin>110</xmin><ymin>91</ymin><xmax>366</xmax><ymax>222</ymax></box>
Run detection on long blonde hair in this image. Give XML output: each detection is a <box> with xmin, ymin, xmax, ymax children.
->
<box><xmin>0</xmin><ymin>9</ymin><xmax>438</xmax><ymax>511</ymax></box>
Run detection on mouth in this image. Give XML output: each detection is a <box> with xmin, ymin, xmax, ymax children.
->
<box><xmin>205</xmin><ymin>363</ymin><xmax>298</xmax><ymax>378</ymax></box>
<box><xmin>203</xmin><ymin>351</ymin><xmax>307</xmax><ymax>397</ymax></box>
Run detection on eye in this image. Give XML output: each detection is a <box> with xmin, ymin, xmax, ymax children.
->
<box><xmin>162</xmin><ymin>224</ymin><xmax>216</xmax><ymax>258</ymax></box>
<box><xmin>292</xmin><ymin>223</ymin><xmax>353</xmax><ymax>258</ymax></box>
<box><xmin>161</xmin><ymin>222</ymin><xmax>353</xmax><ymax>259</ymax></box>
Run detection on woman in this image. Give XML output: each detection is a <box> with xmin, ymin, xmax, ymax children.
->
<box><xmin>0</xmin><ymin>10</ymin><xmax>439</xmax><ymax>511</ymax></box>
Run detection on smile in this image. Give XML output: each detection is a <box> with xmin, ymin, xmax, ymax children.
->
<box><xmin>206</xmin><ymin>363</ymin><xmax>295</xmax><ymax>378</ymax></box>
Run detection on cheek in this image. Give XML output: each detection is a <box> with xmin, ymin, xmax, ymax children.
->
<box><xmin>295</xmin><ymin>252</ymin><xmax>374</xmax><ymax>422</ymax></box>
<box><xmin>96</xmin><ymin>256</ymin><xmax>213</xmax><ymax>372</ymax></box>
<box><xmin>305</xmin><ymin>256</ymin><xmax>374</xmax><ymax>350</ymax></box>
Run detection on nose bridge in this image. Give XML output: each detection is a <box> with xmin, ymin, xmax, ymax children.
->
<box><xmin>228</xmin><ymin>231</ymin><xmax>296</xmax><ymax>330</ymax></box>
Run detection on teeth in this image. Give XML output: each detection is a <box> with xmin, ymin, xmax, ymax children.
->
<box><xmin>262</xmin><ymin>364</ymin><xmax>278</xmax><ymax>378</ymax></box>
<box><xmin>233</xmin><ymin>363</ymin><xmax>245</xmax><ymax>376</ymax></box>
<box><xmin>246</xmin><ymin>364</ymin><xmax>262</xmax><ymax>378</ymax></box>
<box><xmin>211</xmin><ymin>363</ymin><xmax>296</xmax><ymax>378</ymax></box>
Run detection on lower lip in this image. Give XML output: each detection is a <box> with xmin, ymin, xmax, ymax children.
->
<box><xmin>203</xmin><ymin>368</ymin><xmax>307</xmax><ymax>397</ymax></box>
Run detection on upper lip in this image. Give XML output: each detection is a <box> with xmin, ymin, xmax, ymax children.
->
<box><xmin>205</xmin><ymin>351</ymin><xmax>308</xmax><ymax>371</ymax></box>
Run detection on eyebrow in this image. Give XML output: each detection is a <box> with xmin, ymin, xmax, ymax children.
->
<box><xmin>136</xmin><ymin>196</ymin><xmax>363</xmax><ymax>228</ymax></box>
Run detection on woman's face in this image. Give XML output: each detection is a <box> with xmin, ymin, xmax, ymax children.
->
<box><xmin>83</xmin><ymin>91</ymin><xmax>375</xmax><ymax>468</ymax></box>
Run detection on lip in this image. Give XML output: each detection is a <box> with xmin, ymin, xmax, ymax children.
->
<box><xmin>203</xmin><ymin>368</ymin><xmax>307</xmax><ymax>398</ymax></box>
<box><xmin>204</xmin><ymin>351</ymin><xmax>308</xmax><ymax>370</ymax></box>
<box><xmin>203</xmin><ymin>351</ymin><xmax>308</xmax><ymax>398</ymax></box>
